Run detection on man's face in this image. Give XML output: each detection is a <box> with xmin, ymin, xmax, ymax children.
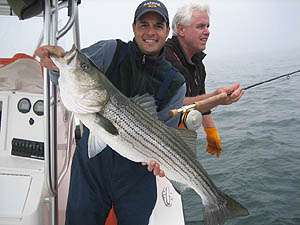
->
<box><xmin>178</xmin><ymin>11</ymin><xmax>210</xmax><ymax>57</ymax></box>
<box><xmin>133</xmin><ymin>12</ymin><xmax>170</xmax><ymax>56</ymax></box>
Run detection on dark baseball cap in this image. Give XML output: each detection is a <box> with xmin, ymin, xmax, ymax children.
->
<box><xmin>134</xmin><ymin>0</ymin><xmax>169</xmax><ymax>25</ymax></box>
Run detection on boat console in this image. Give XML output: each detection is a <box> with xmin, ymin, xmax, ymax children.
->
<box><xmin>0</xmin><ymin>55</ymin><xmax>48</xmax><ymax>225</ymax></box>
<box><xmin>0</xmin><ymin>91</ymin><xmax>47</xmax><ymax>225</ymax></box>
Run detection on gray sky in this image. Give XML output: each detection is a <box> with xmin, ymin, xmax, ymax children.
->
<box><xmin>1</xmin><ymin>0</ymin><xmax>300</xmax><ymax>58</ymax></box>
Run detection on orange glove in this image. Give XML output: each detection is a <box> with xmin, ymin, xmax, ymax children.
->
<box><xmin>204</xmin><ymin>127</ymin><xmax>222</xmax><ymax>158</ymax></box>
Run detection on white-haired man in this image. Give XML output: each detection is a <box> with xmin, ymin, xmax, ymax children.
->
<box><xmin>165</xmin><ymin>2</ymin><xmax>243</xmax><ymax>157</ymax></box>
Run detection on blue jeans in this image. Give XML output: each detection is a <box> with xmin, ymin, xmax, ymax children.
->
<box><xmin>65</xmin><ymin>127</ymin><xmax>157</xmax><ymax>225</ymax></box>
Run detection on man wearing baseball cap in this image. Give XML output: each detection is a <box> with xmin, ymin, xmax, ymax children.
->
<box><xmin>35</xmin><ymin>1</ymin><xmax>187</xmax><ymax>225</ymax></box>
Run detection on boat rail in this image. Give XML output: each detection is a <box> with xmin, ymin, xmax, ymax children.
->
<box><xmin>42</xmin><ymin>1</ymin><xmax>81</xmax><ymax>225</ymax></box>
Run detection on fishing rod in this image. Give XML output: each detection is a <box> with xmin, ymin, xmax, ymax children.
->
<box><xmin>242</xmin><ymin>69</ymin><xmax>300</xmax><ymax>90</ymax></box>
<box><xmin>169</xmin><ymin>69</ymin><xmax>300</xmax><ymax>117</ymax></box>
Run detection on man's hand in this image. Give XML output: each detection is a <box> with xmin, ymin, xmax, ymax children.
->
<box><xmin>34</xmin><ymin>45</ymin><xmax>65</xmax><ymax>70</ymax></box>
<box><xmin>216</xmin><ymin>83</ymin><xmax>244</xmax><ymax>105</ymax></box>
<box><xmin>142</xmin><ymin>160</ymin><xmax>165</xmax><ymax>177</ymax></box>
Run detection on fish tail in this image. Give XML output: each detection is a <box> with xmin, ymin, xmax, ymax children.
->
<box><xmin>203</xmin><ymin>193</ymin><xmax>249</xmax><ymax>225</ymax></box>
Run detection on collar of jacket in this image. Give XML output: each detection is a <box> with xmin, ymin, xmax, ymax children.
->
<box><xmin>167</xmin><ymin>36</ymin><xmax>206</xmax><ymax>65</ymax></box>
<box><xmin>130</xmin><ymin>39</ymin><xmax>166</xmax><ymax>68</ymax></box>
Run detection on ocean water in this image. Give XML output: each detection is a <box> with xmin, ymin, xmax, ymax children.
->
<box><xmin>184</xmin><ymin>48</ymin><xmax>300</xmax><ymax>225</ymax></box>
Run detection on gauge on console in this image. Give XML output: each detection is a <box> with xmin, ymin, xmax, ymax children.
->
<box><xmin>33</xmin><ymin>100</ymin><xmax>44</xmax><ymax>116</ymax></box>
<box><xmin>17</xmin><ymin>98</ymin><xmax>31</xmax><ymax>113</ymax></box>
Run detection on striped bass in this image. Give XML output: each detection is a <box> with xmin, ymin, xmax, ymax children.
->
<box><xmin>50</xmin><ymin>46</ymin><xmax>249</xmax><ymax>225</ymax></box>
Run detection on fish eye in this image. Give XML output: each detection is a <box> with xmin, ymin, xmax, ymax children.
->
<box><xmin>80</xmin><ymin>62</ymin><xmax>89</xmax><ymax>71</ymax></box>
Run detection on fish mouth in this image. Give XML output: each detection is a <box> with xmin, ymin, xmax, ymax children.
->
<box><xmin>49</xmin><ymin>45</ymin><xmax>77</xmax><ymax>70</ymax></box>
<box><xmin>64</xmin><ymin>45</ymin><xmax>78</xmax><ymax>65</ymax></box>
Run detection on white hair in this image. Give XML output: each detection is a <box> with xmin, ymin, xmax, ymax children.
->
<box><xmin>172</xmin><ymin>1</ymin><xmax>210</xmax><ymax>36</ymax></box>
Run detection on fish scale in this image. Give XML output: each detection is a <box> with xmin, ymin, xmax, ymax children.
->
<box><xmin>105</xmin><ymin>96</ymin><xmax>192</xmax><ymax>174</ymax></box>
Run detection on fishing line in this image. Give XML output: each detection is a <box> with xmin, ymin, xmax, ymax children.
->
<box><xmin>242</xmin><ymin>69</ymin><xmax>300</xmax><ymax>91</ymax></box>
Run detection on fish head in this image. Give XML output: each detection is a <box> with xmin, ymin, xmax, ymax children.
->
<box><xmin>50</xmin><ymin>45</ymin><xmax>103</xmax><ymax>90</ymax></box>
<box><xmin>50</xmin><ymin>45</ymin><xmax>109</xmax><ymax>114</ymax></box>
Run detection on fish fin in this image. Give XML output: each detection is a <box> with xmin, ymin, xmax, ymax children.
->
<box><xmin>172</xmin><ymin>128</ymin><xmax>198</xmax><ymax>155</ymax></box>
<box><xmin>169</xmin><ymin>179</ymin><xmax>189</xmax><ymax>194</ymax></box>
<box><xmin>87</xmin><ymin>133</ymin><xmax>107</xmax><ymax>158</ymax></box>
<box><xmin>204</xmin><ymin>193</ymin><xmax>249</xmax><ymax>225</ymax></box>
<box><xmin>222</xmin><ymin>193</ymin><xmax>249</xmax><ymax>219</ymax></box>
<box><xmin>131</xmin><ymin>93</ymin><xmax>158</xmax><ymax>119</ymax></box>
<box><xmin>95</xmin><ymin>113</ymin><xmax>118</xmax><ymax>135</ymax></box>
